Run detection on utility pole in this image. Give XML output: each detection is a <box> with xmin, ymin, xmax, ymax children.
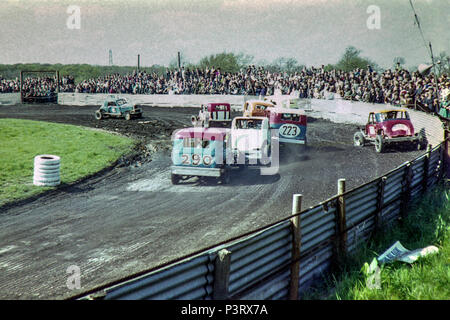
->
<box><xmin>137</xmin><ymin>54</ymin><xmax>140</xmax><ymax>72</ymax></box>
<box><xmin>109</xmin><ymin>49</ymin><xmax>113</xmax><ymax>66</ymax></box>
<box><xmin>177</xmin><ymin>51</ymin><xmax>181</xmax><ymax>69</ymax></box>
<box><xmin>429</xmin><ymin>42</ymin><xmax>441</xmax><ymax>107</ymax></box>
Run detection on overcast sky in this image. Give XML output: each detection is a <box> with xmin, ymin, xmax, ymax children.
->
<box><xmin>0</xmin><ymin>0</ymin><xmax>448</xmax><ymax>69</ymax></box>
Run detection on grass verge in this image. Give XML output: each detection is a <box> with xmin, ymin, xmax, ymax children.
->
<box><xmin>0</xmin><ymin>118</ymin><xmax>135</xmax><ymax>207</ymax></box>
<box><xmin>305</xmin><ymin>183</ymin><xmax>450</xmax><ymax>300</ymax></box>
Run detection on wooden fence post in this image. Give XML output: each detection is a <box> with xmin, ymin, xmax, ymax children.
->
<box><xmin>375</xmin><ymin>176</ymin><xmax>387</xmax><ymax>233</ymax></box>
<box><xmin>56</xmin><ymin>70</ymin><xmax>60</xmax><ymax>94</ymax></box>
<box><xmin>423</xmin><ymin>144</ymin><xmax>432</xmax><ymax>193</ymax></box>
<box><xmin>20</xmin><ymin>70</ymin><xmax>23</xmax><ymax>103</ymax></box>
<box><xmin>289</xmin><ymin>194</ymin><xmax>302</xmax><ymax>300</ymax></box>
<box><xmin>332</xmin><ymin>179</ymin><xmax>347</xmax><ymax>270</ymax></box>
<box><xmin>213</xmin><ymin>249</ymin><xmax>231</xmax><ymax>300</ymax></box>
<box><xmin>401</xmin><ymin>163</ymin><xmax>413</xmax><ymax>221</ymax></box>
<box><xmin>337</xmin><ymin>179</ymin><xmax>347</xmax><ymax>255</ymax></box>
<box><xmin>445</xmin><ymin>129</ymin><xmax>450</xmax><ymax>179</ymax></box>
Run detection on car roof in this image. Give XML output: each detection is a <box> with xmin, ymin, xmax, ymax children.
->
<box><xmin>207</xmin><ymin>102</ymin><xmax>230</xmax><ymax>106</ymax></box>
<box><xmin>234</xmin><ymin>116</ymin><xmax>267</xmax><ymax>121</ymax></box>
<box><xmin>270</xmin><ymin>107</ymin><xmax>305</xmax><ymax>115</ymax></box>
<box><xmin>105</xmin><ymin>97</ymin><xmax>126</xmax><ymax>102</ymax></box>
<box><xmin>173</xmin><ymin>127</ymin><xmax>228</xmax><ymax>141</ymax></box>
<box><xmin>377</xmin><ymin>109</ymin><xmax>408</xmax><ymax>113</ymax></box>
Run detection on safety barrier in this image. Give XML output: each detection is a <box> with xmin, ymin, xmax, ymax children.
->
<box><xmin>0</xmin><ymin>93</ymin><xmax>20</xmax><ymax>105</ymax></box>
<box><xmin>56</xmin><ymin>93</ymin><xmax>256</xmax><ymax>110</ymax></box>
<box><xmin>99</xmin><ymin>253</ymin><xmax>215</xmax><ymax>300</ymax></box>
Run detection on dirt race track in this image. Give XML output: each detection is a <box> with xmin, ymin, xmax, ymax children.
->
<box><xmin>0</xmin><ymin>104</ymin><xmax>425</xmax><ymax>299</ymax></box>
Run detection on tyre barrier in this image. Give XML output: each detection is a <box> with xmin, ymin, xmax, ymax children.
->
<box><xmin>33</xmin><ymin>155</ymin><xmax>61</xmax><ymax>187</ymax></box>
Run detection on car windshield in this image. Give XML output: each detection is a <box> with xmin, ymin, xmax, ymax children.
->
<box><xmin>377</xmin><ymin>111</ymin><xmax>409</xmax><ymax>121</ymax></box>
<box><xmin>183</xmin><ymin>137</ymin><xmax>210</xmax><ymax>148</ymax></box>
<box><xmin>280</xmin><ymin>113</ymin><xmax>301</xmax><ymax>122</ymax></box>
<box><xmin>235</xmin><ymin>119</ymin><xmax>263</xmax><ymax>129</ymax></box>
<box><xmin>213</xmin><ymin>104</ymin><xmax>228</xmax><ymax>111</ymax></box>
<box><xmin>255</xmin><ymin>104</ymin><xmax>268</xmax><ymax>110</ymax></box>
<box><xmin>116</xmin><ymin>99</ymin><xmax>127</xmax><ymax>106</ymax></box>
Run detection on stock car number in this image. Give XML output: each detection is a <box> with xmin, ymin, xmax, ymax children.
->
<box><xmin>279</xmin><ymin>124</ymin><xmax>300</xmax><ymax>137</ymax></box>
<box><xmin>182</xmin><ymin>154</ymin><xmax>212</xmax><ymax>166</ymax></box>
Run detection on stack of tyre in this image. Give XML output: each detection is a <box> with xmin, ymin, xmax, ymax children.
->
<box><xmin>33</xmin><ymin>155</ymin><xmax>61</xmax><ymax>186</ymax></box>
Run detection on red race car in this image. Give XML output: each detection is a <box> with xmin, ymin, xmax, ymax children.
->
<box><xmin>353</xmin><ymin>109</ymin><xmax>427</xmax><ymax>153</ymax></box>
<box><xmin>191</xmin><ymin>103</ymin><xmax>232</xmax><ymax>128</ymax></box>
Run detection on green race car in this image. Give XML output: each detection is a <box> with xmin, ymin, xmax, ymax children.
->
<box><xmin>95</xmin><ymin>97</ymin><xmax>142</xmax><ymax>120</ymax></box>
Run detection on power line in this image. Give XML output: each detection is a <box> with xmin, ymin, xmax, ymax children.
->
<box><xmin>408</xmin><ymin>0</ymin><xmax>430</xmax><ymax>56</ymax></box>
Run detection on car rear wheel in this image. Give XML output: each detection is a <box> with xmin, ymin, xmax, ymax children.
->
<box><xmin>375</xmin><ymin>134</ymin><xmax>384</xmax><ymax>153</ymax></box>
<box><xmin>416</xmin><ymin>132</ymin><xmax>427</xmax><ymax>150</ymax></box>
<box><xmin>171</xmin><ymin>173</ymin><xmax>180</xmax><ymax>185</ymax></box>
<box><xmin>220</xmin><ymin>169</ymin><xmax>230</xmax><ymax>184</ymax></box>
<box><xmin>353</xmin><ymin>132</ymin><xmax>365</xmax><ymax>147</ymax></box>
<box><xmin>125</xmin><ymin>113</ymin><xmax>131</xmax><ymax>121</ymax></box>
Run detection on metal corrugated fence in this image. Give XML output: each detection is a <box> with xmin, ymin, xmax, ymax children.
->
<box><xmin>102</xmin><ymin>254</ymin><xmax>215</xmax><ymax>300</ymax></box>
<box><xmin>77</xmin><ymin>142</ymin><xmax>446</xmax><ymax>301</ymax></box>
<box><xmin>239</xmin><ymin>270</ymin><xmax>291</xmax><ymax>300</ymax></box>
<box><xmin>298</xmin><ymin>243</ymin><xmax>334</xmax><ymax>294</ymax></box>
<box><xmin>227</xmin><ymin>221</ymin><xmax>292</xmax><ymax>297</ymax></box>
<box><xmin>300</xmin><ymin>204</ymin><xmax>336</xmax><ymax>254</ymax></box>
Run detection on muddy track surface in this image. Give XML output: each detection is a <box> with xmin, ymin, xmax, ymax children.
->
<box><xmin>0</xmin><ymin>103</ymin><xmax>424</xmax><ymax>299</ymax></box>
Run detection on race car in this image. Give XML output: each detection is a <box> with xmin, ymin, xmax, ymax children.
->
<box><xmin>353</xmin><ymin>109</ymin><xmax>426</xmax><ymax>153</ymax></box>
<box><xmin>95</xmin><ymin>96</ymin><xmax>142</xmax><ymax>120</ymax></box>
<box><xmin>269</xmin><ymin>107</ymin><xmax>307</xmax><ymax>147</ymax></box>
<box><xmin>191</xmin><ymin>103</ymin><xmax>231</xmax><ymax>128</ymax></box>
<box><xmin>242</xmin><ymin>100</ymin><xmax>275</xmax><ymax>118</ymax></box>
<box><xmin>171</xmin><ymin>127</ymin><xmax>231</xmax><ymax>184</ymax></box>
<box><xmin>230</xmin><ymin>116</ymin><xmax>272</xmax><ymax>166</ymax></box>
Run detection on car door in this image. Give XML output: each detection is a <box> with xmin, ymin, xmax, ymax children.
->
<box><xmin>108</xmin><ymin>101</ymin><xmax>118</xmax><ymax>114</ymax></box>
<box><xmin>366</xmin><ymin>113</ymin><xmax>377</xmax><ymax>138</ymax></box>
<box><xmin>243</xmin><ymin>102</ymin><xmax>249</xmax><ymax>117</ymax></box>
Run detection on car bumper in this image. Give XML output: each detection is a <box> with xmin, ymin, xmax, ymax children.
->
<box><xmin>171</xmin><ymin>166</ymin><xmax>223</xmax><ymax>177</ymax></box>
<box><xmin>383</xmin><ymin>135</ymin><xmax>420</xmax><ymax>144</ymax></box>
<box><xmin>233</xmin><ymin>149</ymin><xmax>262</xmax><ymax>159</ymax></box>
<box><xmin>279</xmin><ymin>138</ymin><xmax>306</xmax><ymax>144</ymax></box>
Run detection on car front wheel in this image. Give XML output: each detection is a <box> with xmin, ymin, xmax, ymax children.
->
<box><xmin>95</xmin><ymin>111</ymin><xmax>103</xmax><ymax>120</ymax></box>
<box><xmin>353</xmin><ymin>132</ymin><xmax>365</xmax><ymax>147</ymax></box>
<box><xmin>375</xmin><ymin>134</ymin><xmax>384</xmax><ymax>153</ymax></box>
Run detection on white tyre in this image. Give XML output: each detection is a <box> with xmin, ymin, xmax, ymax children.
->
<box><xmin>33</xmin><ymin>155</ymin><xmax>61</xmax><ymax>186</ymax></box>
<box><xmin>33</xmin><ymin>180</ymin><xmax>61</xmax><ymax>187</ymax></box>
<box><xmin>34</xmin><ymin>155</ymin><xmax>61</xmax><ymax>166</ymax></box>
<box><xmin>33</xmin><ymin>171</ymin><xmax>60</xmax><ymax>179</ymax></box>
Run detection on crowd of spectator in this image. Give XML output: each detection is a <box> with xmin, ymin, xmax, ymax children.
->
<box><xmin>1</xmin><ymin>65</ymin><xmax>449</xmax><ymax>113</ymax></box>
<box><xmin>0</xmin><ymin>75</ymin><xmax>75</xmax><ymax>99</ymax></box>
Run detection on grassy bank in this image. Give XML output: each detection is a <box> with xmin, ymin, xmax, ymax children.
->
<box><xmin>306</xmin><ymin>183</ymin><xmax>450</xmax><ymax>300</ymax></box>
<box><xmin>0</xmin><ymin>118</ymin><xmax>135</xmax><ymax>207</ymax></box>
